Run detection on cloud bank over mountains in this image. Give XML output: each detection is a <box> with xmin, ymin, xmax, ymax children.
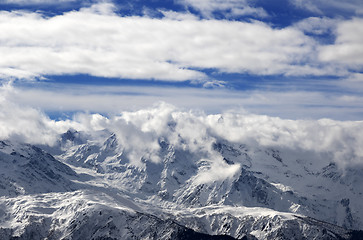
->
<box><xmin>1</xmin><ymin>84</ymin><xmax>363</xmax><ymax>172</ymax></box>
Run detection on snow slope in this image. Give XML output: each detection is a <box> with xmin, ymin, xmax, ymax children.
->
<box><xmin>0</xmin><ymin>140</ymin><xmax>76</xmax><ymax>197</ymax></box>
<box><xmin>1</xmin><ymin>129</ymin><xmax>363</xmax><ymax>240</ymax></box>
<box><xmin>55</xmin><ymin>131</ymin><xmax>363</xmax><ymax>230</ymax></box>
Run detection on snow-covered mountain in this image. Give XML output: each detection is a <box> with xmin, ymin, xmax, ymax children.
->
<box><xmin>0</xmin><ymin>140</ymin><xmax>76</xmax><ymax>197</ymax></box>
<box><xmin>1</xmin><ymin>126</ymin><xmax>363</xmax><ymax>239</ymax></box>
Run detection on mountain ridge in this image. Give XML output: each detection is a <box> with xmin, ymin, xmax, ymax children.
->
<box><xmin>1</xmin><ymin>129</ymin><xmax>362</xmax><ymax>239</ymax></box>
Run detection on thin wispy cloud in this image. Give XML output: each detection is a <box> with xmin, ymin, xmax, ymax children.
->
<box><xmin>290</xmin><ymin>0</ymin><xmax>363</xmax><ymax>16</ymax></box>
<box><xmin>0</xmin><ymin>0</ymin><xmax>76</xmax><ymax>4</ymax></box>
<box><xmin>2</xmin><ymin>80</ymin><xmax>363</xmax><ymax>120</ymax></box>
<box><xmin>176</xmin><ymin>0</ymin><xmax>268</xmax><ymax>18</ymax></box>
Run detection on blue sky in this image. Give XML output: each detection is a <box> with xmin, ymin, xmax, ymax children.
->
<box><xmin>0</xmin><ymin>0</ymin><xmax>363</xmax><ymax>120</ymax></box>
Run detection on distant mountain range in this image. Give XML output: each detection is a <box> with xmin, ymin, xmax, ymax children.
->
<box><xmin>1</xmin><ymin>128</ymin><xmax>363</xmax><ymax>239</ymax></box>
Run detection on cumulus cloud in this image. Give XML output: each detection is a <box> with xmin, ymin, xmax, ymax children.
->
<box><xmin>65</xmin><ymin>101</ymin><xmax>363</xmax><ymax>171</ymax></box>
<box><xmin>205</xmin><ymin>111</ymin><xmax>363</xmax><ymax>164</ymax></box>
<box><xmin>0</xmin><ymin>2</ymin><xmax>346</xmax><ymax>82</ymax></box>
<box><xmin>1</xmin><ymin>83</ymin><xmax>363</xmax><ymax>174</ymax></box>
<box><xmin>0</xmin><ymin>83</ymin><xmax>78</xmax><ymax>144</ymax></box>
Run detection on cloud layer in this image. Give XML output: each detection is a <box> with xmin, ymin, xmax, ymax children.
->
<box><xmin>1</xmin><ymin>3</ymin><xmax>361</xmax><ymax>82</ymax></box>
<box><xmin>3</xmin><ymin>80</ymin><xmax>363</xmax><ymax>120</ymax></box>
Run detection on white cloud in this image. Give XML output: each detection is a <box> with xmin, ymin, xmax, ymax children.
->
<box><xmin>0</xmin><ymin>3</ymin><xmax>345</xmax><ymax>82</ymax></box>
<box><xmin>294</xmin><ymin>17</ymin><xmax>338</xmax><ymax>35</ymax></box>
<box><xmin>1</xmin><ymin>84</ymin><xmax>363</xmax><ymax>172</ymax></box>
<box><xmin>0</xmin><ymin>4</ymin><xmax>207</xmax><ymax>81</ymax></box>
<box><xmin>160</xmin><ymin>10</ymin><xmax>200</xmax><ymax>21</ymax></box>
<box><xmin>319</xmin><ymin>18</ymin><xmax>363</xmax><ymax>68</ymax></box>
<box><xmin>0</xmin><ymin>0</ymin><xmax>77</xmax><ymax>5</ymax></box>
<box><xmin>194</xmin><ymin>157</ymin><xmax>241</xmax><ymax>184</ymax></box>
<box><xmin>3</xmin><ymin>81</ymin><xmax>363</xmax><ymax>120</ymax></box>
<box><xmin>290</xmin><ymin>0</ymin><xmax>323</xmax><ymax>14</ymax></box>
<box><xmin>0</xmin><ymin>83</ymin><xmax>79</xmax><ymax>144</ymax></box>
<box><xmin>290</xmin><ymin>0</ymin><xmax>363</xmax><ymax>16</ymax></box>
<box><xmin>205</xmin><ymin>113</ymin><xmax>363</xmax><ymax>169</ymax></box>
<box><xmin>177</xmin><ymin>0</ymin><xmax>268</xmax><ymax>18</ymax></box>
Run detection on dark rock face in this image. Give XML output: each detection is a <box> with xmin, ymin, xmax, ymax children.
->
<box><xmin>349</xmin><ymin>230</ymin><xmax>363</xmax><ymax>240</ymax></box>
<box><xmin>173</xmin><ymin>228</ymin><xmax>238</xmax><ymax>240</ymax></box>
